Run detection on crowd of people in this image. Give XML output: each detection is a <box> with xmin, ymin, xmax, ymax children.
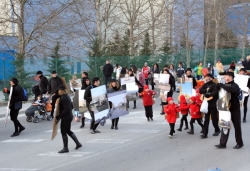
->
<box><xmin>3</xmin><ymin>56</ymin><xmax>250</xmax><ymax>153</ymax></box>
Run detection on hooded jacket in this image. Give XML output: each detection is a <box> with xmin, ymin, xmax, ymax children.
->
<box><xmin>140</xmin><ymin>85</ymin><xmax>156</xmax><ymax>106</ymax></box>
<box><xmin>189</xmin><ymin>97</ymin><xmax>201</xmax><ymax>119</ymax></box>
<box><xmin>164</xmin><ymin>98</ymin><xmax>179</xmax><ymax>123</ymax></box>
<box><xmin>8</xmin><ymin>84</ymin><xmax>24</xmax><ymax>109</ymax></box>
<box><xmin>179</xmin><ymin>95</ymin><xmax>189</xmax><ymax>115</ymax></box>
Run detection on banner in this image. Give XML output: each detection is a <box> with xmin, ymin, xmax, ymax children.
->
<box><xmin>4</xmin><ymin>86</ymin><xmax>13</xmax><ymax>127</ymax></box>
<box><xmin>217</xmin><ymin>86</ymin><xmax>231</xmax><ymax>111</ymax></box>
<box><xmin>234</xmin><ymin>74</ymin><xmax>249</xmax><ymax>93</ymax></box>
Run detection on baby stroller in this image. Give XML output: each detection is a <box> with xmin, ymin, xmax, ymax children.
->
<box><xmin>25</xmin><ymin>96</ymin><xmax>53</xmax><ymax>123</ymax></box>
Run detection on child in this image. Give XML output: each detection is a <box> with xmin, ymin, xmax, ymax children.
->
<box><xmin>177</xmin><ymin>95</ymin><xmax>189</xmax><ymax>131</ymax></box>
<box><xmin>33</xmin><ymin>95</ymin><xmax>44</xmax><ymax>111</ymax></box>
<box><xmin>187</xmin><ymin>96</ymin><xmax>204</xmax><ymax>134</ymax></box>
<box><xmin>195</xmin><ymin>89</ymin><xmax>204</xmax><ymax>123</ymax></box>
<box><xmin>164</xmin><ymin>97</ymin><xmax>179</xmax><ymax>138</ymax></box>
<box><xmin>139</xmin><ymin>85</ymin><xmax>156</xmax><ymax>121</ymax></box>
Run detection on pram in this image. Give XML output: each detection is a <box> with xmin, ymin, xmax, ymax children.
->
<box><xmin>25</xmin><ymin>96</ymin><xmax>53</xmax><ymax>123</ymax></box>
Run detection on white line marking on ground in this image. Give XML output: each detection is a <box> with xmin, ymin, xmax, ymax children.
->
<box><xmin>38</xmin><ymin>152</ymin><xmax>92</xmax><ymax>157</ymax></box>
<box><xmin>1</xmin><ymin>139</ymin><xmax>46</xmax><ymax>143</ymax></box>
<box><xmin>0</xmin><ymin>168</ymin><xmax>42</xmax><ymax>171</ymax></box>
<box><xmin>87</xmin><ymin>139</ymin><xmax>130</xmax><ymax>144</ymax></box>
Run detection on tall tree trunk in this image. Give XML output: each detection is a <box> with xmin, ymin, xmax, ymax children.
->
<box><xmin>150</xmin><ymin>4</ymin><xmax>155</xmax><ymax>55</ymax></box>
<box><xmin>204</xmin><ymin>17</ymin><xmax>211</xmax><ymax>66</ymax></box>
<box><xmin>185</xmin><ymin>14</ymin><xmax>190</xmax><ymax>68</ymax></box>
<box><xmin>17</xmin><ymin>1</ymin><xmax>25</xmax><ymax>57</ymax></box>
<box><xmin>129</xmin><ymin>24</ymin><xmax>134</xmax><ymax>56</ymax></box>
<box><xmin>95</xmin><ymin>0</ymin><xmax>102</xmax><ymax>48</ymax></box>
<box><xmin>242</xmin><ymin>18</ymin><xmax>248</xmax><ymax>59</ymax></box>
<box><xmin>214</xmin><ymin>20</ymin><xmax>219</xmax><ymax>66</ymax></box>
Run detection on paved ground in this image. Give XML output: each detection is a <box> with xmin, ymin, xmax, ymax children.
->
<box><xmin>0</xmin><ymin>92</ymin><xmax>249</xmax><ymax>171</ymax></box>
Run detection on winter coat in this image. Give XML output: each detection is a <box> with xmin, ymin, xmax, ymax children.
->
<box><xmin>48</xmin><ymin>76</ymin><xmax>63</xmax><ymax>94</ymax></box>
<box><xmin>114</xmin><ymin>67</ymin><xmax>122</xmax><ymax>79</ymax></box>
<box><xmin>186</xmin><ymin>74</ymin><xmax>197</xmax><ymax>89</ymax></box>
<box><xmin>39</xmin><ymin>75</ymin><xmax>49</xmax><ymax>94</ymax></box>
<box><xmin>58</xmin><ymin>94</ymin><xmax>73</xmax><ymax>120</ymax></box>
<box><xmin>81</xmin><ymin>77</ymin><xmax>90</xmax><ymax>90</ymax></box>
<box><xmin>196</xmin><ymin>94</ymin><xmax>203</xmax><ymax>106</ymax></box>
<box><xmin>140</xmin><ymin>89</ymin><xmax>156</xmax><ymax>106</ymax></box>
<box><xmin>164</xmin><ymin>103</ymin><xmax>179</xmax><ymax>123</ymax></box>
<box><xmin>142</xmin><ymin>66</ymin><xmax>150</xmax><ymax>79</ymax></box>
<box><xmin>190</xmin><ymin>103</ymin><xmax>201</xmax><ymax>119</ymax></box>
<box><xmin>103</xmin><ymin>63</ymin><xmax>114</xmax><ymax>77</ymax></box>
<box><xmin>199</xmin><ymin>81</ymin><xmax>218</xmax><ymax>108</ymax></box>
<box><xmin>8</xmin><ymin>84</ymin><xmax>24</xmax><ymax>109</ymax></box>
<box><xmin>216</xmin><ymin>62</ymin><xmax>224</xmax><ymax>72</ymax></box>
<box><xmin>179</xmin><ymin>95</ymin><xmax>189</xmax><ymax>115</ymax></box>
<box><xmin>176</xmin><ymin>67</ymin><xmax>185</xmax><ymax>77</ymax></box>
<box><xmin>84</xmin><ymin>84</ymin><xmax>96</xmax><ymax>107</ymax></box>
<box><xmin>138</xmin><ymin>72</ymin><xmax>145</xmax><ymax>88</ymax></box>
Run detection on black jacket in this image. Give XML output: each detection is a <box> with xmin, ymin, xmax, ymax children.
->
<box><xmin>81</xmin><ymin>77</ymin><xmax>88</xmax><ymax>90</ymax></box>
<box><xmin>103</xmin><ymin>63</ymin><xmax>114</xmax><ymax>77</ymax></box>
<box><xmin>187</xmin><ymin>75</ymin><xmax>197</xmax><ymax>89</ymax></box>
<box><xmin>84</xmin><ymin>85</ymin><xmax>95</xmax><ymax>106</ymax></box>
<box><xmin>58</xmin><ymin>94</ymin><xmax>73</xmax><ymax>120</ymax></box>
<box><xmin>8</xmin><ymin>85</ymin><xmax>24</xmax><ymax>108</ymax></box>
<box><xmin>200</xmin><ymin>81</ymin><xmax>218</xmax><ymax>108</ymax></box>
<box><xmin>218</xmin><ymin>81</ymin><xmax>240</xmax><ymax>111</ymax></box>
<box><xmin>39</xmin><ymin>75</ymin><xmax>49</xmax><ymax>94</ymax></box>
<box><xmin>48</xmin><ymin>76</ymin><xmax>63</xmax><ymax>94</ymax></box>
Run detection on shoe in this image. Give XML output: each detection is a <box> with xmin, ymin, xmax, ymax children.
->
<box><xmin>160</xmin><ymin>112</ymin><xmax>165</xmax><ymax>115</ymax></box>
<box><xmin>168</xmin><ymin>134</ymin><xmax>173</xmax><ymax>138</ymax></box>
<box><xmin>213</xmin><ymin>131</ymin><xmax>221</xmax><ymax>136</ymax></box>
<box><xmin>187</xmin><ymin>130</ymin><xmax>194</xmax><ymax>134</ymax></box>
<box><xmin>11</xmin><ymin>132</ymin><xmax>19</xmax><ymax>137</ymax></box>
<box><xmin>184</xmin><ymin>127</ymin><xmax>188</xmax><ymax>130</ymax></box>
<box><xmin>132</xmin><ymin>106</ymin><xmax>136</xmax><ymax>109</ymax></box>
<box><xmin>18</xmin><ymin>127</ymin><xmax>25</xmax><ymax>134</ymax></box>
<box><xmin>215</xmin><ymin>144</ymin><xmax>226</xmax><ymax>149</ymax></box>
<box><xmin>89</xmin><ymin>129</ymin><xmax>95</xmax><ymax>134</ymax></box>
<box><xmin>69</xmin><ymin>133</ymin><xmax>82</xmax><ymax>150</ymax></box>
<box><xmin>243</xmin><ymin>119</ymin><xmax>246</xmax><ymax>123</ymax></box>
<box><xmin>150</xmin><ymin>118</ymin><xmax>153</xmax><ymax>121</ymax></box>
<box><xmin>115</xmin><ymin>126</ymin><xmax>118</xmax><ymax>130</ymax></box>
<box><xmin>177</xmin><ymin>128</ymin><xmax>182</xmax><ymax>131</ymax></box>
<box><xmin>147</xmin><ymin>118</ymin><xmax>150</xmax><ymax>122</ymax></box>
<box><xmin>233</xmin><ymin>144</ymin><xmax>244</xmax><ymax>149</ymax></box>
<box><xmin>200</xmin><ymin>130</ymin><xmax>203</xmax><ymax>133</ymax></box>
<box><xmin>111</xmin><ymin>125</ymin><xmax>114</xmax><ymax>129</ymax></box>
<box><xmin>80</xmin><ymin>124</ymin><xmax>85</xmax><ymax>128</ymax></box>
<box><xmin>58</xmin><ymin>147</ymin><xmax>69</xmax><ymax>153</ymax></box>
<box><xmin>200</xmin><ymin>134</ymin><xmax>207</xmax><ymax>139</ymax></box>
<box><xmin>94</xmin><ymin>130</ymin><xmax>101</xmax><ymax>133</ymax></box>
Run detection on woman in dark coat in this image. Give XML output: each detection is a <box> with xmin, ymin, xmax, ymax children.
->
<box><xmin>80</xmin><ymin>78</ymin><xmax>91</xmax><ymax>128</ymax></box>
<box><xmin>107</xmin><ymin>79</ymin><xmax>121</xmax><ymax>130</ymax></box>
<box><xmin>3</xmin><ymin>78</ymin><xmax>25</xmax><ymax>137</ymax></box>
<box><xmin>56</xmin><ymin>85</ymin><xmax>82</xmax><ymax>153</ymax></box>
<box><xmin>151</xmin><ymin>63</ymin><xmax>160</xmax><ymax>90</ymax></box>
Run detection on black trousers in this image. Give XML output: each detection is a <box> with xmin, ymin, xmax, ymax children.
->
<box><xmin>243</xmin><ymin>96</ymin><xmax>249</xmax><ymax>120</ymax></box>
<box><xmin>145</xmin><ymin>79</ymin><xmax>149</xmax><ymax>85</ymax></box>
<box><xmin>112</xmin><ymin>117</ymin><xmax>119</xmax><ymax>127</ymax></box>
<box><xmin>169</xmin><ymin>123</ymin><xmax>175</xmax><ymax>135</ymax></box>
<box><xmin>10</xmin><ymin>108</ymin><xmax>23</xmax><ymax>133</ymax></box>
<box><xmin>190</xmin><ymin>118</ymin><xmax>203</xmax><ymax>130</ymax></box>
<box><xmin>61</xmin><ymin>119</ymin><xmax>73</xmax><ymax>136</ymax></box>
<box><xmin>180</xmin><ymin>114</ymin><xmax>188</xmax><ymax>128</ymax></box>
<box><xmin>89</xmin><ymin>110</ymin><xmax>99</xmax><ymax>130</ymax></box>
<box><xmin>51</xmin><ymin>94</ymin><xmax>60</xmax><ymax>117</ymax></box>
<box><xmin>220</xmin><ymin>110</ymin><xmax>243</xmax><ymax>146</ymax></box>
<box><xmin>144</xmin><ymin>105</ymin><xmax>153</xmax><ymax>118</ymax></box>
<box><xmin>104</xmin><ymin>76</ymin><xmax>111</xmax><ymax>87</ymax></box>
<box><xmin>203</xmin><ymin>107</ymin><xmax>220</xmax><ymax>136</ymax></box>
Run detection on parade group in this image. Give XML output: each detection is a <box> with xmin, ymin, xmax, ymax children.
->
<box><xmin>3</xmin><ymin>56</ymin><xmax>250</xmax><ymax>153</ymax></box>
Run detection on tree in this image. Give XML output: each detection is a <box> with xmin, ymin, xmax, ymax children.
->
<box><xmin>140</xmin><ymin>32</ymin><xmax>151</xmax><ymax>55</ymax></box>
<box><xmin>47</xmin><ymin>42</ymin><xmax>70</xmax><ymax>81</ymax></box>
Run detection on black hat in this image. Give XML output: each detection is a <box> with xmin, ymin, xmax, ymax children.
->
<box><xmin>11</xmin><ymin>78</ymin><xmax>19</xmax><ymax>85</ymax></box>
<box><xmin>186</xmin><ymin>68</ymin><xmax>192</xmax><ymax>72</ymax></box>
<box><xmin>51</xmin><ymin>71</ymin><xmax>57</xmax><ymax>74</ymax></box>
<box><xmin>58</xmin><ymin>85</ymin><xmax>66</xmax><ymax>90</ymax></box>
<box><xmin>225</xmin><ymin>72</ymin><xmax>234</xmax><ymax>78</ymax></box>
<box><xmin>36</xmin><ymin>71</ymin><xmax>43</xmax><ymax>75</ymax></box>
<box><xmin>205</xmin><ymin>73</ymin><xmax>214</xmax><ymax>79</ymax></box>
<box><xmin>239</xmin><ymin>68</ymin><xmax>246</xmax><ymax>73</ymax></box>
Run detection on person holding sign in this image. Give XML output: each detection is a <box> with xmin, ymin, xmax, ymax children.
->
<box><xmin>215</xmin><ymin>72</ymin><xmax>244</xmax><ymax>149</ymax></box>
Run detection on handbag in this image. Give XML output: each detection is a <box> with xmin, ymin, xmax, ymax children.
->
<box><xmin>46</xmin><ymin>103</ymin><xmax>52</xmax><ymax>112</ymax></box>
<box><xmin>14</xmin><ymin>101</ymin><xmax>22</xmax><ymax>110</ymax></box>
<box><xmin>200</xmin><ymin>99</ymin><xmax>208</xmax><ymax>113</ymax></box>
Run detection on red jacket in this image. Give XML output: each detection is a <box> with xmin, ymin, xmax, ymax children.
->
<box><xmin>190</xmin><ymin>103</ymin><xmax>201</xmax><ymax>119</ymax></box>
<box><xmin>164</xmin><ymin>103</ymin><xmax>179</xmax><ymax>123</ymax></box>
<box><xmin>142</xmin><ymin>66</ymin><xmax>150</xmax><ymax>79</ymax></box>
<box><xmin>140</xmin><ymin>88</ymin><xmax>156</xmax><ymax>106</ymax></box>
<box><xmin>179</xmin><ymin>95</ymin><xmax>189</xmax><ymax>115</ymax></box>
<box><xmin>196</xmin><ymin>94</ymin><xmax>203</xmax><ymax>106</ymax></box>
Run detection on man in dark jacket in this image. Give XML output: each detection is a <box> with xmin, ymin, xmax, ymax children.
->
<box><xmin>36</xmin><ymin>71</ymin><xmax>49</xmax><ymax>95</ymax></box>
<box><xmin>215</xmin><ymin>72</ymin><xmax>244</xmax><ymax>149</ymax></box>
<box><xmin>48</xmin><ymin>71</ymin><xmax>63</xmax><ymax>118</ymax></box>
<box><xmin>185</xmin><ymin>68</ymin><xmax>197</xmax><ymax>89</ymax></box>
<box><xmin>81</xmin><ymin>71</ymin><xmax>89</xmax><ymax>90</ymax></box>
<box><xmin>200</xmin><ymin>73</ymin><xmax>220</xmax><ymax>139</ymax></box>
<box><xmin>56</xmin><ymin>85</ymin><xmax>82</xmax><ymax>153</ymax></box>
<box><xmin>84</xmin><ymin>77</ymin><xmax>101</xmax><ymax>134</ymax></box>
<box><xmin>103</xmin><ymin>60</ymin><xmax>114</xmax><ymax>87</ymax></box>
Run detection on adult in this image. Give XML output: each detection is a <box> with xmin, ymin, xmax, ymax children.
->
<box><xmin>107</xmin><ymin>79</ymin><xmax>121</xmax><ymax>130</ymax></box>
<box><xmin>56</xmin><ymin>86</ymin><xmax>82</xmax><ymax>153</ymax></box>
<box><xmin>3</xmin><ymin>78</ymin><xmax>25</xmax><ymax>137</ymax></box>
<box><xmin>48</xmin><ymin>71</ymin><xmax>63</xmax><ymax>118</ymax></box>
<box><xmin>216</xmin><ymin>59</ymin><xmax>224</xmax><ymax>73</ymax></box>
<box><xmin>127</xmin><ymin>69</ymin><xmax>144</xmax><ymax>109</ymax></box>
<box><xmin>230</xmin><ymin>61</ymin><xmax>236</xmax><ymax>71</ymax></box>
<box><xmin>103</xmin><ymin>60</ymin><xmax>114</xmax><ymax>87</ymax></box>
<box><xmin>169</xmin><ymin>64</ymin><xmax>176</xmax><ymax>78</ymax></box>
<box><xmin>151</xmin><ymin>63</ymin><xmax>160</xmax><ymax>90</ymax></box>
<box><xmin>142</xmin><ymin>62</ymin><xmax>150</xmax><ymax>85</ymax></box>
<box><xmin>80</xmin><ymin>78</ymin><xmax>91</xmax><ymax>128</ymax></box>
<box><xmin>81</xmin><ymin>72</ymin><xmax>89</xmax><ymax>90</ymax></box>
<box><xmin>199</xmin><ymin>73</ymin><xmax>220</xmax><ymax>139</ymax></box>
<box><xmin>84</xmin><ymin>77</ymin><xmax>101</xmax><ymax>134</ymax></box>
<box><xmin>113</xmin><ymin>64</ymin><xmax>122</xmax><ymax>80</ymax></box>
<box><xmin>194</xmin><ymin>62</ymin><xmax>203</xmax><ymax>80</ymax></box>
<box><xmin>137</xmin><ymin>68</ymin><xmax>145</xmax><ymax>93</ymax></box>
<box><xmin>176</xmin><ymin>62</ymin><xmax>185</xmax><ymax>78</ymax></box>
<box><xmin>238</xmin><ymin>68</ymin><xmax>250</xmax><ymax>122</ymax></box>
<box><xmin>36</xmin><ymin>71</ymin><xmax>48</xmax><ymax>96</ymax></box>
<box><xmin>185</xmin><ymin>68</ymin><xmax>197</xmax><ymax>89</ymax></box>
<box><xmin>215</xmin><ymin>72</ymin><xmax>244</xmax><ymax>149</ymax></box>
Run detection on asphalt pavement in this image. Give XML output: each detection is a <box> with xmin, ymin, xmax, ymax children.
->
<box><xmin>0</xmin><ymin>92</ymin><xmax>249</xmax><ymax>171</ymax></box>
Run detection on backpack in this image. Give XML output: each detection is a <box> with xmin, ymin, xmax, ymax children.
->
<box><xmin>22</xmin><ymin>88</ymin><xmax>28</xmax><ymax>101</ymax></box>
<box><xmin>238</xmin><ymin>88</ymin><xmax>243</xmax><ymax>101</ymax></box>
